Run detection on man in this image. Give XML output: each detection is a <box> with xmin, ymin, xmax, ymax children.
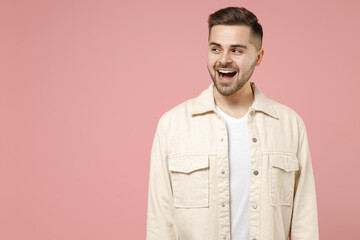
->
<box><xmin>146</xmin><ymin>6</ymin><xmax>319</xmax><ymax>240</ymax></box>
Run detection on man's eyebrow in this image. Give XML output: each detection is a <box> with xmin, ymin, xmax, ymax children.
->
<box><xmin>209</xmin><ymin>42</ymin><xmax>248</xmax><ymax>49</ymax></box>
<box><xmin>230</xmin><ymin>44</ymin><xmax>247</xmax><ymax>49</ymax></box>
<box><xmin>209</xmin><ymin>42</ymin><xmax>221</xmax><ymax>47</ymax></box>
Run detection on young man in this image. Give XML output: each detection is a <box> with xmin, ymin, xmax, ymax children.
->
<box><xmin>146</xmin><ymin>7</ymin><xmax>319</xmax><ymax>240</ymax></box>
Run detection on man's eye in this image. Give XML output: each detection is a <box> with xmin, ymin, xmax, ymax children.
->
<box><xmin>233</xmin><ymin>49</ymin><xmax>242</xmax><ymax>53</ymax></box>
<box><xmin>212</xmin><ymin>48</ymin><xmax>220</xmax><ymax>52</ymax></box>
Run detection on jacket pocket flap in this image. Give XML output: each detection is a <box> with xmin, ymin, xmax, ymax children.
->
<box><xmin>168</xmin><ymin>155</ymin><xmax>209</xmax><ymax>173</ymax></box>
<box><xmin>270</xmin><ymin>155</ymin><xmax>299</xmax><ymax>171</ymax></box>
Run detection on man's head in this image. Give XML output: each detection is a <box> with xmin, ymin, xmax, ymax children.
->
<box><xmin>208</xmin><ymin>7</ymin><xmax>263</xmax><ymax>51</ymax></box>
<box><xmin>207</xmin><ymin>7</ymin><xmax>264</xmax><ymax>96</ymax></box>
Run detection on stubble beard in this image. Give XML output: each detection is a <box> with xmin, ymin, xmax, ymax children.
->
<box><xmin>210</xmin><ymin>59</ymin><xmax>257</xmax><ymax>96</ymax></box>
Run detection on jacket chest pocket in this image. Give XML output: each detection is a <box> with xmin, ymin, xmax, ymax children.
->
<box><xmin>168</xmin><ymin>154</ymin><xmax>209</xmax><ymax>208</ymax></box>
<box><xmin>269</xmin><ymin>154</ymin><xmax>299</xmax><ymax>206</ymax></box>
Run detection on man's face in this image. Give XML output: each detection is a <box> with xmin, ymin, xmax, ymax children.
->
<box><xmin>207</xmin><ymin>25</ymin><xmax>264</xmax><ymax>96</ymax></box>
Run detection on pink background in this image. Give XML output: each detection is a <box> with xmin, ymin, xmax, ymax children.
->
<box><xmin>1</xmin><ymin>0</ymin><xmax>359</xmax><ymax>239</ymax></box>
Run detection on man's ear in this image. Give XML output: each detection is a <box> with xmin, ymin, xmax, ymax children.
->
<box><xmin>255</xmin><ymin>48</ymin><xmax>264</xmax><ymax>66</ymax></box>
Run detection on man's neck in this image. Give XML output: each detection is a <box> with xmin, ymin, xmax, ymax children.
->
<box><xmin>213</xmin><ymin>81</ymin><xmax>254</xmax><ymax>119</ymax></box>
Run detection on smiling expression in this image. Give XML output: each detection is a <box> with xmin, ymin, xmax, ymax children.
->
<box><xmin>207</xmin><ymin>24</ymin><xmax>264</xmax><ymax>96</ymax></box>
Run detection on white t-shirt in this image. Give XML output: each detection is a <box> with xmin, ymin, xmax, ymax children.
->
<box><xmin>215</xmin><ymin>105</ymin><xmax>250</xmax><ymax>240</ymax></box>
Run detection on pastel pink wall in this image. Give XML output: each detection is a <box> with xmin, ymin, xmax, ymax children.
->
<box><xmin>1</xmin><ymin>0</ymin><xmax>359</xmax><ymax>239</ymax></box>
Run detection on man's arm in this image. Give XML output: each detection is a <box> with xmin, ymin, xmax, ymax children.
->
<box><xmin>146</xmin><ymin>116</ymin><xmax>178</xmax><ymax>240</ymax></box>
<box><xmin>290</xmin><ymin>119</ymin><xmax>319</xmax><ymax>239</ymax></box>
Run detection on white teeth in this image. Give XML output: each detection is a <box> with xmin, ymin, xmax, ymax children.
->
<box><xmin>218</xmin><ymin>70</ymin><xmax>236</xmax><ymax>73</ymax></box>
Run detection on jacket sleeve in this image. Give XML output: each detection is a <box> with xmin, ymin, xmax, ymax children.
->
<box><xmin>146</xmin><ymin>116</ymin><xmax>178</xmax><ymax>240</ymax></box>
<box><xmin>290</xmin><ymin>119</ymin><xmax>319</xmax><ymax>239</ymax></box>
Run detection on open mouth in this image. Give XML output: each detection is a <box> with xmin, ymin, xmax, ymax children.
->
<box><xmin>217</xmin><ymin>69</ymin><xmax>237</xmax><ymax>81</ymax></box>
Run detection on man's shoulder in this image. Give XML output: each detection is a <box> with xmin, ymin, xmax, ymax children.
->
<box><xmin>166</xmin><ymin>98</ymin><xmax>196</xmax><ymax>116</ymax></box>
<box><xmin>156</xmin><ymin>97</ymin><xmax>197</xmax><ymax>131</ymax></box>
<box><xmin>268</xmin><ymin>96</ymin><xmax>307</xmax><ymax>130</ymax></box>
<box><xmin>156</xmin><ymin>88</ymin><xmax>308</xmax><ymax>132</ymax></box>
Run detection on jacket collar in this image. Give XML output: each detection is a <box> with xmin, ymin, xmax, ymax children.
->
<box><xmin>191</xmin><ymin>81</ymin><xmax>279</xmax><ymax>119</ymax></box>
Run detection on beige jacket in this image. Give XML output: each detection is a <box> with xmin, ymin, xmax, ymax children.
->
<box><xmin>146</xmin><ymin>82</ymin><xmax>319</xmax><ymax>240</ymax></box>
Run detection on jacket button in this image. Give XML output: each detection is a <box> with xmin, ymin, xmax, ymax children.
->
<box><xmin>250</xmin><ymin>110</ymin><xmax>254</xmax><ymax>116</ymax></box>
<box><xmin>222</xmin><ymin>202</ymin><xmax>225</xmax><ymax>207</ymax></box>
<box><xmin>223</xmin><ymin>236</ymin><xmax>227</xmax><ymax>240</ymax></box>
<box><xmin>252</xmin><ymin>204</ymin><xmax>258</xmax><ymax>209</ymax></box>
<box><xmin>221</xmin><ymin>138</ymin><xmax>224</xmax><ymax>142</ymax></box>
<box><xmin>221</xmin><ymin>170</ymin><xmax>225</xmax><ymax>174</ymax></box>
<box><xmin>252</xmin><ymin>137</ymin><xmax>257</xmax><ymax>143</ymax></box>
<box><xmin>254</xmin><ymin>170</ymin><xmax>259</xmax><ymax>175</ymax></box>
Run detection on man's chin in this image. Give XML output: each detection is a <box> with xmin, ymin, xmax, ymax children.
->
<box><xmin>214</xmin><ymin>78</ymin><xmax>249</xmax><ymax>97</ymax></box>
<box><xmin>214</xmin><ymin>80</ymin><xmax>237</xmax><ymax>96</ymax></box>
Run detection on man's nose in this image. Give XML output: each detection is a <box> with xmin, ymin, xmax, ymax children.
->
<box><xmin>219</xmin><ymin>52</ymin><xmax>232</xmax><ymax>64</ymax></box>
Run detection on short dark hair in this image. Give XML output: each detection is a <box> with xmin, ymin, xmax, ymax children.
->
<box><xmin>208</xmin><ymin>7</ymin><xmax>263</xmax><ymax>50</ymax></box>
